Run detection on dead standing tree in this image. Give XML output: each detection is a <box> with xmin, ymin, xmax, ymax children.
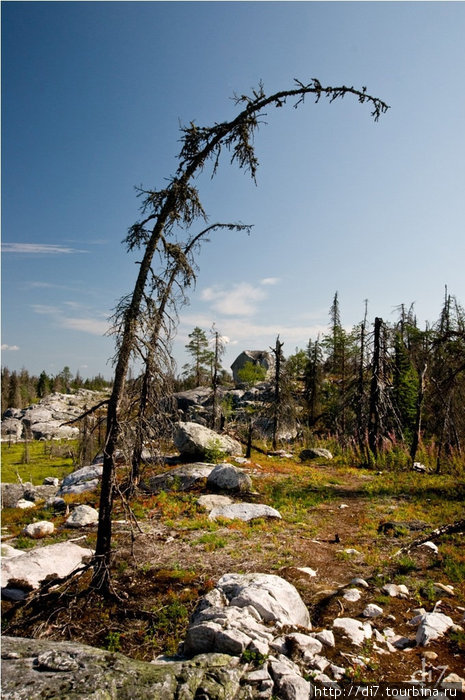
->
<box><xmin>93</xmin><ymin>79</ymin><xmax>389</xmax><ymax>593</ymax></box>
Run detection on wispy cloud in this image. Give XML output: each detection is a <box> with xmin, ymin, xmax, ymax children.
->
<box><xmin>1</xmin><ymin>344</ymin><xmax>20</xmax><ymax>351</ymax></box>
<box><xmin>260</xmin><ymin>277</ymin><xmax>280</xmax><ymax>286</ymax></box>
<box><xmin>2</xmin><ymin>243</ymin><xmax>87</xmax><ymax>255</ymax></box>
<box><xmin>201</xmin><ymin>282</ymin><xmax>267</xmax><ymax>316</ymax></box>
<box><xmin>61</xmin><ymin>317</ymin><xmax>109</xmax><ymax>335</ymax></box>
<box><xmin>30</xmin><ymin>303</ymin><xmax>109</xmax><ymax>336</ymax></box>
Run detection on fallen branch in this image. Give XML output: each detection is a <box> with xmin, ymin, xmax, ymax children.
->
<box><xmin>392</xmin><ymin>518</ymin><xmax>465</xmax><ymax>558</ymax></box>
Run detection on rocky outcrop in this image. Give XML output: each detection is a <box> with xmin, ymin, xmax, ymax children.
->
<box><xmin>174</xmin><ymin>422</ymin><xmax>243</xmax><ymax>459</ymax></box>
<box><xmin>1</xmin><ymin>389</ymin><xmax>108</xmax><ymax>442</ymax></box>
<box><xmin>1</xmin><ymin>637</ymin><xmax>246</xmax><ymax>700</ymax></box>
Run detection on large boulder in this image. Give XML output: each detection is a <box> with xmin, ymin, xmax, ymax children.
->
<box><xmin>1</xmin><ymin>541</ymin><xmax>93</xmax><ymax>590</ymax></box>
<box><xmin>217</xmin><ymin>573</ymin><xmax>311</xmax><ymax>628</ymax></box>
<box><xmin>184</xmin><ymin>573</ymin><xmax>311</xmax><ymax>660</ymax></box>
<box><xmin>300</xmin><ymin>448</ymin><xmax>333</xmax><ymax>461</ymax></box>
<box><xmin>174</xmin><ymin>422</ymin><xmax>242</xmax><ymax>459</ymax></box>
<box><xmin>206</xmin><ymin>464</ymin><xmax>252</xmax><ymax>493</ymax></box>
<box><xmin>142</xmin><ymin>463</ymin><xmax>215</xmax><ymax>494</ymax></box>
<box><xmin>65</xmin><ymin>505</ymin><xmax>99</xmax><ymax>528</ymax></box>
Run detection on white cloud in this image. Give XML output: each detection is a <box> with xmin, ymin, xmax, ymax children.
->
<box><xmin>260</xmin><ymin>277</ymin><xmax>280</xmax><ymax>286</ymax></box>
<box><xmin>61</xmin><ymin>317</ymin><xmax>109</xmax><ymax>335</ymax></box>
<box><xmin>201</xmin><ymin>282</ymin><xmax>266</xmax><ymax>316</ymax></box>
<box><xmin>2</xmin><ymin>243</ymin><xmax>87</xmax><ymax>254</ymax></box>
<box><xmin>180</xmin><ymin>312</ymin><xmax>327</xmax><ymax>348</ymax></box>
<box><xmin>1</xmin><ymin>344</ymin><xmax>20</xmax><ymax>351</ymax></box>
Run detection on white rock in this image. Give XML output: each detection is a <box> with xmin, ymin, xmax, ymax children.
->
<box><xmin>330</xmin><ymin>664</ymin><xmax>346</xmax><ymax>680</ymax></box>
<box><xmin>23</xmin><ymin>521</ymin><xmax>55</xmax><ymax>539</ymax></box>
<box><xmin>343</xmin><ymin>588</ymin><xmax>362</xmax><ymax>602</ymax></box>
<box><xmin>15</xmin><ymin>499</ymin><xmax>36</xmax><ymax>509</ymax></box>
<box><xmin>363</xmin><ymin>604</ymin><xmax>383</xmax><ymax>618</ymax></box>
<box><xmin>442</xmin><ymin>674</ymin><xmax>465</xmax><ymax>691</ymax></box>
<box><xmin>286</xmin><ymin>632</ymin><xmax>323</xmax><ymax>656</ymax></box>
<box><xmin>295</xmin><ymin>567</ymin><xmax>317</xmax><ymax>578</ymax></box>
<box><xmin>415</xmin><ymin>612</ymin><xmax>454</xmax><ymax>646</ymax></box>
<box><xmin>219</xmin><ymin>573</ymin><xmax>311</xmax><ymax>628</ymax></box>
<box><xmin>65</xmin><ymin>505</ymin><xmax>99</xmax><ymax>528</ymax></box>
<box><xmin>339</xmin><ymin>504</ymin><xmax>349</xmax><ymax>509</ymax></box>
<box><xmin>209</xmin><ymin>503</ymin><xmax>282</xmax><ymax>522</ymax></box>
<box><xmin>343</xmin><ymin>549</ymin><xmax>361</xmax><ymax>556</ymax></box>
<box><xmin>43</xmin><ymin>477</ymin><xmax>59</xmax><ymax>487</ymax></box>
<box><xmin>315</xmin><ymin>630</ymin><xmax>335</xmax><ymax>648</ymax></box>
<box><xmin>1</xmin><ymin>541</ymin><xmax>93</xmax><ymax>589</ymax></box>
<box><xmin>382</xmin><ymin>583</ymin><xmax>409</xmax><ymax>598</ymax></box>
<box><xmin>333</xmin><ymin>618</ymin><xmax>372</xmax><ymax>646</ymax></box>
<box><xmin>351</xmin><ymin>578</ymin><xmax>369</xmax><ymax>588</ymax></box>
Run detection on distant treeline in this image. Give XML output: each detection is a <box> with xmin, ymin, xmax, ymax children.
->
<box><xmin>1</xmin><ymin>366</ymin><xmax>112</xmax><ymax>412</ymax></box>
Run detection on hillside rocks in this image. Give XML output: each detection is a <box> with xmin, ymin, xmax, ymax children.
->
<box><xmin>1</xmin><ymin>541</ymin><xmax>93</xmax><ymax>591</ymax></box>
<box><xmin>174</xmin><ymin>422</ymin><xmax>243</xmax><ymax>459</ymax></box>
<box><xmin>1</xmin><ymin>389</ymin><xmax>108</xmax><ymax>442</ymax></box>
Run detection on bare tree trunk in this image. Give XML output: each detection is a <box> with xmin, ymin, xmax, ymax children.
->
<box><xmin>91</xmin><ymin>79</ymin><xmax>388</xmax><ymax>594</ymax></box>
<box><xmin>410</xmin><ymin>362</ymin><xmax>427</xmax><ymax>465</ymax></box>
<box><xmin>368</xmin><ymin>317</ymin><xmax>383</xmax><ymax>459</ymax></box>
<box><xmin>272</xmin><ymin>336</ymin><xmax>284</xmax><ymax>451</ymax></box>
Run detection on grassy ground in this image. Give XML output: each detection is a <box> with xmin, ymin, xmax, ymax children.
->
<box><xmin>2</xmin><ymin>449</ymin><xmax>465</xmax><ymax>684</ymax></box>
<box><xmin>1</xmin><ymin>440</ymin><xmax>77</xmax><ymax>484</ymax></box>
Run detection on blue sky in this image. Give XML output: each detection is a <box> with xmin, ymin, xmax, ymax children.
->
<box><xmin>2</xmin><ymin>1</ymin><xmax>465</xmax><ymax>380</ymax></box>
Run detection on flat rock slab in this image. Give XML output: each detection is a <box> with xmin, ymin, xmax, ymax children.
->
<box><xmin>209</xmin><ymin>503</ymin><xmax>282</xmax><ymax>522</ymax></box>
<box><xmin>197</xmin><ymin>494</ymin><xmax>233</xmax><ymax>511</ymax></box>
<box><xmin>1</xmin><ymin>636</ymin><xmax>245</xmax><ymax>700</ymax></box>
<box><xmin>58</xmin><ymin>464</ymin><xmax>103</xmax><ymax>496</ymax></box>
<box><xmin>333</xmin><ymin>617</ymin><xmax>372</xmax><ymax>646</ymax></box>
<box><xmin>142</xmin><ymin>463</ymin><xmax>215</xmax><ymax>493</ymax></box>
<box><xmin>415</xmin><ymin>612</ymin><xmax>454</xmax><ymax>646</ymax></box>
<box><xmin>1</xmin><ymin>541</ymin><xmax>93</xmax><ymax>590</ymax></box>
